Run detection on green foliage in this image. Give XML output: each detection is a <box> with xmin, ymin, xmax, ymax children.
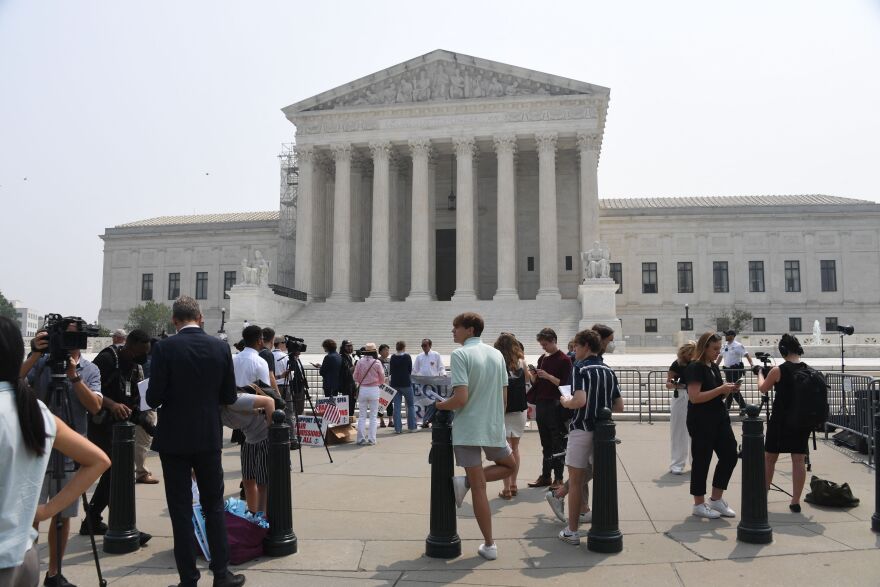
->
<box><xmin>710</xmin><ymin>306</ymin><xmax>753</xmax><ymax>333</ymax></box>
<box><xmin>125</xmin><ymin>301</ymin><xmax>174</xmax><ymax>337</ymax></box>
<box><xmin>0</xmin><ymin>290</ymin><xmax>21</xmax><ymax>328</ymax></box>
<box><xmin>94</xmin><ymin>324</ymin><xmax>112</xmax><ymax>337</ymax></box>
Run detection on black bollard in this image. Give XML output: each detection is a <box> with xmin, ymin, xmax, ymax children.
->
<box><xmin>264</xmin><ymin>410</ymin><xmax>298</xmax><ymax>556</ymax></box>
<box><xmin>588</xmin><ymin>407</ymin><xmax>623</xmax><ymax>553</ymax></box>
<box><xmin>425</xmin><ymin>409</ymin><xmax>461</xmax><ymax>558</ymax></box>
<box><xmin>104</xmin><ymin>421</ymin><xmax>140</xmax><ymax>554</ymax></box>
<box><xmin>872</xmin><ymin>390</ymin><xmax>880</xmax><ymax>532</ymax></box>
<box><xmin>737</xmin><ymin>404</ymin><xmax>773</xmax><ymax>544</ymax></box>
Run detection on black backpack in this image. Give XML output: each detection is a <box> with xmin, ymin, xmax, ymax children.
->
<box><xmin>786</xmin><ymin>363</ymin><xmax>829</xmax><ymax>430</ymax></box>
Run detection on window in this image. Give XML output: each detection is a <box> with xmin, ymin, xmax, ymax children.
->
<box><xmin>167</xmin><ymin>272</ymin><xmax>180</xmax><ymax>300</ymax></box>
<box><xmin>784</xmin><ymin>260</ymin><xmax>801</xmax><ymax>292</ymax></box>
<box><xmin>749</xmin><ymin>261</ymin><xmax>765</xmax><ymax>292</ymax></box>
<box><xmin>645</xmin><ymin>318</ymin><xmax>658</xmax><ymax>333</ymax></box>
<box><xmin>223</xmin><ymin>271</ymin><xmax>237</xmax><ymax>299</ymax></box>
<box><xmin>825</xmin><ymin>317</ymin><xmax>838</xmax><ymax>332</ymax></box>
<box><xmin>195</xmin><ymin>272</ymin><xmax>208</xmax><ymax>300</ymax></box>
<box><xmin>681</xmin><ymin>318</ymin><xmax>694</xmax><ymax>331</ymax></box>
<box><xmin>527</xmin><ymin>256</ymin><xmax>534</xmax><ymax>272</ymax></box>
<box><xmin>789</xmin><ymin>317</ymin><xmax>802</xmax><ymax>332</ymax></box>
<box><xmin>820</xmin><ymin>260</ymin><xmax>837</xmax><ymax>292</ymax></box>
<box><xmin>753</xmin><ymin>317</ymin><xmax>766</xmax><ymax>332</ymax></box>
<box><xmin>141</xmin><ymin>274</ymin><xmax>153</xmax><ymax>301</ymax></box>
<box><xmin>565</xmin><ymin>255</ymin><xmax>573</xmax><ymax>271</ymax></box>
<box><xmin>677</xmin><ymin>262</ymin><xmax>693</xmax><ymax>293</ymax></box>
<box><xmin>641</xmin><ymin>262</ymin><xmax>658</xmax><ymax>293</ymax></box>
<box><xmin>610</xmin><ymin>263</ymin><xmax>622</xmax><ymax>294</ymax></box>
<box><xmin>713</xmin><ymin>261</ymin><xmax>729</xmax><ymax>293</ymax></box>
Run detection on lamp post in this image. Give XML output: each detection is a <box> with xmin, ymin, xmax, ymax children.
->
<box><xmin>682</xmin><ymin>304</ymin><xmax>692</xmax><ymax>331</ymax></box>
<box><xmin>218</xmin><ymin>308</ymin><xmax>226</xmax><ymax>335</ymax></box>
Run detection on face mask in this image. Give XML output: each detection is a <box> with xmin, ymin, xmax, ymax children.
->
<box><xmin>605</xmin><ymin>341</ymin><xmax>616</xmax><ymax>354</ymax></box>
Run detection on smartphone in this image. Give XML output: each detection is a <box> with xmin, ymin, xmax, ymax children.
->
<box><xmin>735</xmin><ymin>378</ymin><xmax>744</xmax><ymax>386</ymax></box>
<box><xmin>528</xmin><ymin>364</ymin><xmax>537</xmax><ymax>373</ymax></box>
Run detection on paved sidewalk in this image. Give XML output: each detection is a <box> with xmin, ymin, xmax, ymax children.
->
<box><xmin>43</xmin><ymin>421</ymin><xmax>879</xmax><ymax>586</ymax></box>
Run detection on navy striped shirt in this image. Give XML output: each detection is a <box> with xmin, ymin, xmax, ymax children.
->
<box><xmin>571</xmin><ymin>362</ymin><xmax>621</xmax><ymax>432</ymax></box>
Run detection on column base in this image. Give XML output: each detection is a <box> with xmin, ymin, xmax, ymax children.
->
<box><xmin>365</xmin><ymin>293</ymin><xmax>391</xmax><ymax>303</ymax></box>
<box><xmin>327</xmin><ymin>291</ymin><xmax>354</xmax><ymax>302</ymax></box>
<box><xmin>536</xmin><ymin>288</ymin><xmax>561</xmax><ymax>301</ymax></box>
<box><xmin>451</xmin><ymin>290</ymin><xmax>477</xmax><ymax>303</ymax></box>
<box><xmin>492</xmin><ymin>289</ymin><xmax>520</xmax><ymax>301</ymax></box>
<box><xmin>405</xmin><ymin>291</ymin><xmax>435</xmax><ymax>302</ymax></box>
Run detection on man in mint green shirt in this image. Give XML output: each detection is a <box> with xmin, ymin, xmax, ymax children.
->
<box><xmin>435</xmin><ymin>312</ymin><xmax>514</xmax><ymax>561</ymax></box>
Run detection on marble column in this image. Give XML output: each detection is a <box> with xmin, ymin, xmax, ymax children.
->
<box><xmin>536</xmin><ymin>132</ymin><xmax>561</xmax><ymax>300</ymax></box>
<box><xmin>493</xmin><ymin>135</ymin><xmax>518</xmax><ymax>300</ymax></box>
<box><xmin>407</xmin><ymin>139</ymin><xmax>433</xmax><ymax>300</ymax></box>
<box><xmin>367</xmin><ymin>142</ymin><xmax>392</xmax><ymax>301</ymax></box>
<box><xmin>329</xmin><ymin>144</ymin><xmax>353</xmax><ymax>301</ymax></box>
<box><xmin>293</xmin><ymin>146</ymin><xmax>315</xmax><ymax>296</ymax></box>
<box><xmin>452</xmin><ymin>137</ymin><xmax>477</xmax><ymax>302</ymax></box>
<box><xmin>427</xmin><ymin>154</ymin><xmax>437</xmax><ymax>298</ymax></box>
<box><xmin>577</xmin><ymin>133</ymin><xmax>601</xmax><ymax>260</ymax></box>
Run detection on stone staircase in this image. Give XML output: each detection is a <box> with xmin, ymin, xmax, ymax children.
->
<box><xmin>274</xmin><ymin>298</ymin><xmax>582</xmax><ymax>355</ymax></box>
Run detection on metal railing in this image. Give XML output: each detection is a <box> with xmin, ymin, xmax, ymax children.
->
<box><xmin>269</xmin><ymin>284</ymin><xmax>308</xmax><ymax>302</ymax></box>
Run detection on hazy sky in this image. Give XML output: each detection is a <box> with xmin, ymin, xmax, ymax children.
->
<box><xmin>1</xmin><ymin>1</ymin><xmax>878</xmax><ymax>321</ymax></box>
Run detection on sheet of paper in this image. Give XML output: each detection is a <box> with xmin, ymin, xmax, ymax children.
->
<box><xmin>138</xmin><ymin>378</ymin><xmax>151</xmax><ymax>411</ymax></box>
<box><xmin>558</xmin><ymin>385</ymin><xmax>572</xmax><ymax>399</ymax></box>
<box><xmin>421</xmin><ymin>386</ymin><xmax>443</xmax><ymax>402</ymax></box>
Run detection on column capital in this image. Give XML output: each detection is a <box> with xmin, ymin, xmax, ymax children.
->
<box><xmin>369</xmin><ymin>141</ymin><xmax>393</xmax><ymax>161</ymax></box>
<box><xmin>314</xmin><ymin>151</ymin><xmax>334</xmax><ymax>175</ymax></box>
<box><xmin>294</xmin><ymin>145</ymin><xmax>315</xmax><ymax>163</ymax></box>
<box><xmin>453</xmin><ymin>136</ymin><xmax>477</xmax><ymax>158</ymax></box>
<box><xmin>331</xmin><ymin>143</ymin><xmax>352</xmax><ymax>162</ymax></box>
<box><xmin>535</xmin><ymin>132</ymin><xmax>558</xmax><ymax>153</ymax></box>
<box><xmin>576</xmin><ymin>132</ymin><xmax>601</xmax><ymax>153</ymax></box>
<box><xmin>408</xmin><ymin>138</ymin><xmax>433</xmax><ymax>159</ymax></box>
<box><xmin>493</xmin><ymin>135</ymin><xmax>517</xmax><ymax>155</ymax></box>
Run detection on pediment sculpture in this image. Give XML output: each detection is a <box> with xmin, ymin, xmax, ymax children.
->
<box><xmin>581</xmin><ymin>241</ymin><xmax>611</xmax><ymax>281</ymax></box>
<box><xmin>309</xmin><ymin>61</ymin><xmax>590</xmax><ymax>111</ymax></box>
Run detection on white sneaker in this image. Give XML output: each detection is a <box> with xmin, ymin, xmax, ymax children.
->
<box><xmin>579</xmin><ymin>510</ymin><xmax>592</xmax><ymax>524</ymax></box>
<box><xmin>452</xmin><ymin>476</ymin><xmax>469</xmax><ymax>508</ymax></box>
<box><xmin>670</xmin><ymin>467</ymin><xmax>684</xmax><ymax>475</ymax></box>
<box><xmin>558</xmin><ymin>528</ymin><xmax>580</xmax><ymax>545</ymax></box>
<box><xmin>693</xmin><ymin>503</ymin><xmax>721</xmax><ymax>519</ymax></box>
<box><xmin>477</xmin><ymin>542</ymin><xmax>497</xmax><ymax>560</ymax></box>
<box><xmin>356</xmin><ymin>439</ymin><xmax>367</xmax><ymax>446</ymax></box>
<box><xmin>545</xmin><ymin>490</ymin><xmax>566</xmax><ymax>523</ymax></box>
<box><xmin>708</xmin><ymin>498</ymin><xmax>736</xmax><ymax>518</ymax></box>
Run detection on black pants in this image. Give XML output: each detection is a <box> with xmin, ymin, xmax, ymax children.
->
<box><xmin>687</xmin><ymin>407</ymin><xmax>738</xmax><ymax>496</ymax></box>
<box><xmin>160</xmin><ymin>450</ymin><xmax>231</xmax><ymax>586</ymax></box>
<box><xmin>723</xmin><ymin>364</ymin><xmax>747</xmax><ymax>410</ymax></box>
<box><xmin>86</xmin><ymin>426</ymin><xmax>113</xmax><ymax>520</ymax></box>
<box><xmin>535</xmin><ymin>399</ymin><xmax>566</xmax><ymax>481</ymax></box>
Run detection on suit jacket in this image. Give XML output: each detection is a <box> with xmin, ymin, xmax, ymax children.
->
<box><xmin>146</xmin><ymin>326</ymin><xmax>237</xmax><ymax>455</ymax></box>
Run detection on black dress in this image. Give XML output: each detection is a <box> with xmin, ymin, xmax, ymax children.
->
<box><xmin>765</xmin><ymin>361</ymin><xmax>812</xmax><ymax>455</ymax></box>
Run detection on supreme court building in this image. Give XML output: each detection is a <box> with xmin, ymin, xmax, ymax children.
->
<box><xmin>99</xmin><ymin>50</ymin><xmax>880</xmax><ymax>351</ymax></box>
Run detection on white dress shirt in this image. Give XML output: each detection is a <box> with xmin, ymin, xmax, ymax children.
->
<box><xmin>720</xmin><ymin>340</ymin><xmax>748</xmax><ymax>367</ymax></box>
<box><xmin>413</xmin><ymin>350</ymin><xmax>445</xmax><ymax>376</ymax></box>
<box><xmin>233</xmin><ymin>347</ymin><xmax>270</xmax><ymax>387</ymax></box>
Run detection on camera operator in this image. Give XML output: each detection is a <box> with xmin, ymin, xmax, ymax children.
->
<box><xmin>283</xmin><ymin>339</ymin><xmax>309</xmax><ymax>441</ymax></box>
<box><xmin>79</xmin><ymin>329</ymin><xmax>154</xmax><ymax>540</ymax></box>
<box><xmin>715</xmin><ymin>330</ymin><xmax>754</xmax><ymax>416</ymax></box>
<box><xmin>20</xmin><ymin>323</ymin><xmax>104</xmax><ymax>587</ymax></box>
<box><xmin>340</xmin><ymin>340</ymin><xmax>357</xmax><ymax>424</ymax></box>
<box><xmin>0</xmin><ymin>317</ymin><xmax>110</xmax><ymax>587</ymax></box>
<box><xmin>259</xmin><ymin>328</ymin><xmax>281</xmax><ymax>398</ymax></box>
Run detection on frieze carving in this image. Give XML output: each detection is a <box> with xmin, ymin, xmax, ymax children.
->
<box><xmin>309</xmin><ymin>62</ymin><xmax>590</xmax><ymax>111</ymax></box>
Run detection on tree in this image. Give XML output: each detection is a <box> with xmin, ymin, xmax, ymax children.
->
<box><xmin>709</xmin><ymin>306</ymin><xmax>753</xmax><ymax>333</ymax></box>
<box><xmin>125</xmin><ymin>301</ymin><xmax>174</xmax><ymax>337</ymax></box>
<box><xmin>94</xmin><ymin>324</ymin><xmax>112</xmax><ymax>337</ymax></box>
<box><xmin>0</xmin><ymin>290</ymin><xmax>21</xmax><ymax>329</ymax></box>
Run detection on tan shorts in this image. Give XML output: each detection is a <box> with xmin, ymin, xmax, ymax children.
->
<box><xmin>454</xmin><ymin>443</ymin><xmax>512</xmax><ymax>468</ymax></box>
<box><xmin>565</xmin><ymin>429</ymin><xmax>594</xmax><ymax>469</ymax></box>
<box><xmin>504</xmin><ymin>410</ymin><xmax>527</xmax><ymax>438</ymax></box>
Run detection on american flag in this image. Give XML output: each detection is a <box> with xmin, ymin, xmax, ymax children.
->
<box><xmin>321</xmin><ymin>402</ymin><xmax>341</xmax><ymax>427</ymax></box>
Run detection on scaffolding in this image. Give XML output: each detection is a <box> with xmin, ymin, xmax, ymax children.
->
<box><xmin>277</xmin><ymin>143</ymin><xmax>299</xmax><ymax>288</ymax></box>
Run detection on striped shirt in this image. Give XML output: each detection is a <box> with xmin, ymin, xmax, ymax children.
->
<box><xmin>571</xmin><ymin>362</ymin><xmax>621</xmax><ymax>432</ymax></box>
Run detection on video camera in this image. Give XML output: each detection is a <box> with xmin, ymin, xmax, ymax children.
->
<box><xmin>752</xmin><ymin>351</ymin><xmax>773</xmax><ymax>377</ymax></box>
<box><xmin>92</xmin><ymin>407</ymin><xmax>156</xmax><ymax>435</ymax></box>
<box><xmin>284</xmin><ymin>335</ymin><xmax>307</xmax><ymax>354</ymax></box>
<box><xmin>41</xmin><ymin>314</ymin><xmax>100</xmax><ymax>374</ymax></box>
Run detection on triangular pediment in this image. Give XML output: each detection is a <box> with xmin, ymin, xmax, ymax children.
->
<box><xmin>283</xmin><ymin>49</ymin><xmax>608</xmax><ymax>114</ymax></box>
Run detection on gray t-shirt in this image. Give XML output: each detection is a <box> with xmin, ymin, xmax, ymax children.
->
<box><xmin>220</xmin><ymin>393</ymin><xmax>268</xmax><ymax>443</ymax></box>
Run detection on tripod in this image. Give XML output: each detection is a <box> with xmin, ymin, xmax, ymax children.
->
<box><xmin>282</xmin><ymin>355</ymin><xmax>332</xmax><ymax>472</ymax></box>
<box><xmin>45</xmin><ymin>364</ymin><xmax>108</xmax><ymax>587</ymax></box>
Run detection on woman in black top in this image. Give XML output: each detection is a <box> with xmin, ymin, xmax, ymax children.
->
<box><xmin>494</xmin><ymin>333</ymin><xmax>528</xmax><ymax>500</ymax></box>
<box><xmin>684</xmin><ymin>332</ymin><xmax>740</xmax><ymax>519</ymax></box>
<box><xmin>666</xmin><ymin>341</ymin><xmax>695</xmax><ymax>475</ymax></box>
<box><xmin>756</xmin><ymin>333</ymin><xmax>811</xmax><ymax>512</ymax></box>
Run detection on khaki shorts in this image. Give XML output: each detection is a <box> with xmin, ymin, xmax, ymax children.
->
<box><xmin>40</xmin><ymin>470</ymin><xmax>79</xmax><ymax>519</ymax></box>
<box><xmin>454</xmin><ymin>443</ymin><xmax>512</xmax><ymax>468</ymax></box>
<box><xmin>564</xmin><ymin>429</ymin><xmax>594</xmax><ymax>469</ymax></box>
<box><xmin>504</xmin><ymin>410</ymin><xmax>527</xmax><ymax>438</ymax></box>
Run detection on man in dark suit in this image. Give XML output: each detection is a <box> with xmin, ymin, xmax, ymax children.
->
<box><xmin>146</xmin><ymin>296</ymin><xmax>245</xmax><ymax>587</ymax></box>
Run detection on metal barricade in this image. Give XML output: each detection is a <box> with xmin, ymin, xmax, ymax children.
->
<box><xmin>645</xmin><ymin>371</ymin><xmax>670</xmax><ymax>423</ymax></box>
<box><xmin>613</xmin><ymin>369</ymin><xmax>643</xmax><ymax>421</ymax></box>
<box><xmin>823</xmin><ymin>372</ymin><xmax>878</xmax><ymax>463</ymax></box>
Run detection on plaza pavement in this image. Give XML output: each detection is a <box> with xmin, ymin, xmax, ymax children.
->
<box><xmin>42</xmin><ymin>420</ymin><xmax>879</xmax><ymax>586</ymax></box>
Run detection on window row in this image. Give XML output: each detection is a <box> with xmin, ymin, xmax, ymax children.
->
<box><xmin>610</xmin><ymin>260</ymin><xmax>838</xmax><ymax>294</ymax></box>
<box><xmin>647</xmin><ymin>316</ymin><xmax>840</xmax><ymax>333</ymax></box>
<box><xmin>141</xmin><ymin>271</ymin><xmax>238</xmax><ymax>301</ymax></box>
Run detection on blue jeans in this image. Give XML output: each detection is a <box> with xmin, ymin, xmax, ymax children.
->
<box><xmin>392</xmin><ymin>386</ymin><xmax>416</xmax><ymax>432</ymax></box>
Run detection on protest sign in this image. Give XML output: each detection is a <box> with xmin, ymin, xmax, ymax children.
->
<box><xmin>378</xmin><ymin>383</ymin><xmax>398</xmax><ymax>414</ymax></box>
<box><xmin>411</xmin><ymin>375</ymin><xmax>453</xmax><ymax>422</ymax></box>
<box><xmin>296</xmin><ymin>415</ymin><xmax>325</xmax><ymax>446</ymax></box>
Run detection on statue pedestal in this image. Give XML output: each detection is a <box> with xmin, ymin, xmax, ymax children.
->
<box><xmin>577</xmin><ymin>279</ymin><xmax>625</xmax><ymax>353</ymax></box>
<box><xmin>228</xmin><ymin>284</ymin><xmax>306</xmax><ymax>329</ymax></box>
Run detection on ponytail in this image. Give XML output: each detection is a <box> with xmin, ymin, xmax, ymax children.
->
<box><xmin>0</xmin><ymin>316</ymin><xmax>48</xmax><ymax>456</ymax></box>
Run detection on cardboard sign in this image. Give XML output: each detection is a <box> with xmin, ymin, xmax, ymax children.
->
<box><xmin>296</xmin><ymin>415</ymin><xmax>325</xmax><ymax>446</ymax></box>
<box><xmin>315</xmin><ymin>396</ymin><xmax>349</xmax><ymax>428</ymax></box>
<box><xmin>378</xmin><ymin>384</ymin><xmax>398</xmax><ymax>414</ymax></box>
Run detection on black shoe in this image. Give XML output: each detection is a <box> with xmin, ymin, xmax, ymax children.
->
<box><xmin>44</xmin><ymin>573</ymin><xmax>76</xmax><ymax>587</ymax></box>
<box><xmin>79</xmin><ymin>518</ymin><xmax>107</xmax><ymax>536</ymax></box>
<box><xmin>789</xmin><ymin>503</ymin><xmax>802</xmax><ymax>513</ymax></box>
<box><xmin>290</xmin><ymin>440</ymin><xmax>301</xmax><ymax>450</ymax></box>
<box><xmin>213</xmin><ymin>571</ymin><xmax>246</xmax><ymax>587</ymax></box>
<box><xmin>139</xmin><ymin>531</ymin><xmax>152</xmax><ymax>546</ymax></box>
